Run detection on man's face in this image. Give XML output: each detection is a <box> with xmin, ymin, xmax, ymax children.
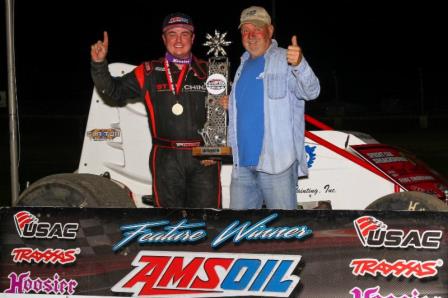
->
<box><xmin>240</xmin><ymin>23</ymin><xmax>273</xmax><ymax>58</ymax></box>
<box><xmin>162</xmin><ymin>27</ymin><xmax>195</xmax><ymax>59</ymax></box>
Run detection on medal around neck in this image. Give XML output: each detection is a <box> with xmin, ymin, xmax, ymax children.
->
<box><xmin>172</xmin><ymin>102</ymin><xmax>183</xmax><ymax>116</ymax></box>
<box><xmin>193</xmin><ymin>30</ymin><xmax>232</xmax><ymax>159</ymax></box>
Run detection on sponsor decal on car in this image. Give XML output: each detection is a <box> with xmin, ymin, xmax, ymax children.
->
<box><xmin>296</xmin><ymin>184</ymin><xmax>336</xmax><ymax>197</ymax></box>
<box><xmin>350</xmin><ymin>258</ymin><xmax>443</xmax><ymax>279</ymax></box>
<box><xmin>305</xmin><ymin>145</ymin><xmax>317</xmax><ymax>168</ymax></box>
<box><xmin>353</xmin><ymin>216</ymin><xmax>442</xmax><ymax>249</ymax></box>
<box><xmin>87</xmin><ymin>128</ymin><xmax>121</xmax><ymax>141</ymax></box>
<box><xmin>351</xmin><ymin>144</ymin><xmax>448</xmax><ymax>200</ymax></box>
<box><xmin>11</xmin><ymin>247</ymin><xmax>81</xmax><ymax>265</ymax></box>
<box><xmin>111</xmin><ymin>251</ymin><xmax>301</xmax><ymax>297</ymax></box>
<box><xmin>14</xmin><ymin>211</ymin><xmax>79</xmax><ymax>240</ymax></box>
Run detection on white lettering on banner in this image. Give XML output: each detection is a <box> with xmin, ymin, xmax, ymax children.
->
<box><xmin>354</xmin><ymin>216</ymin><xmax>442</xmax><ymax>249</ymax></box>
<box><xmin>112</xmin><ymin>219</ymin><xmax>207</xmax><ymax>251</ymax></box>
<box><xmin>14</xmin><ymin>211</ymin><xmax>78</xmax><ymax>240</ymax></box>
<box><xmin>211</xmin><ymin>213</ymin><xmax>312</xmax><ymax>248</ymax></box>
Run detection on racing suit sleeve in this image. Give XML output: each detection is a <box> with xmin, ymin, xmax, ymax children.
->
<box><xmin>90</xmin><ymin>60</ymin><xmax>143</xmax><ymax>104</ymax></box>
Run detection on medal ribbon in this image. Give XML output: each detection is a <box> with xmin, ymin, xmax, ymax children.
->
<box><xmin>164</xmin><ymin>59</ymin><xmax>189</xmax><ymax>96</ymax></box>
<box><xmin>165</xmin><ymin>52</ymin><xmax>192</xmax><ymax>65</ymax></box>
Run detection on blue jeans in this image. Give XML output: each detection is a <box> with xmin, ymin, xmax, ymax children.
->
<box><xmin>229</xmin><ymin>161</ymin><xmax>298</xmax><ymax>210</ymax></box>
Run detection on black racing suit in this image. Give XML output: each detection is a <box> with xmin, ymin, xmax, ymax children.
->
<box><xmin>91</xmin><ymin>57</ymin><xmax>221</xmax><ymax>208</ymax></box>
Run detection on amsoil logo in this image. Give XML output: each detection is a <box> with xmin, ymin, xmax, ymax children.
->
<box><xmin>14</xmin><ymin>211</ymin><xmax>79</xmax><ymax>240</ymax></box>
<box><xmin>112</xmin><ymin>251</ymin><xmax>301</xmax><ymax>297</ymax></box>
<box><xmin>353</xmin><ymin>216</ymin><xmax>442</xmax><ymax>249</ymax></box>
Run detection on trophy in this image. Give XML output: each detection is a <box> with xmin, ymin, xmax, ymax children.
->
<box><xmin>193</xmin><ymin>30</ymin><xmax>232</xmax><ymax>159</ymax></box>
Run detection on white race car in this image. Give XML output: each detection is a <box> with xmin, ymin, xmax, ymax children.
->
<box><xmin>18</xmin><ymin>63</ymin><xmax>448</xmax><ymax>211</ymax></box>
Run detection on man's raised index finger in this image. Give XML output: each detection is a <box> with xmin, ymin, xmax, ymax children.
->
<box><xmin>103</xmin><ymin>31</ymin><xmax>109</xmax><ymax>47</ymax></box>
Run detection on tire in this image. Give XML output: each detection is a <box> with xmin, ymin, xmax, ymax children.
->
<box><xmin>18</xmin><ymin>173</ymin><xmax>136</xmax><ymax>208</ymax></box>
<box><xmin>365</xmin><ymin>191</ymin><xmax>448</xmax><ymax>211</ymax></box>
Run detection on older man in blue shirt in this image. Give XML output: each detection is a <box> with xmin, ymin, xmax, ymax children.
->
<box><xmin>228</xmin><ymin>6</ymin><xmax>320</xmax><ymax>209</ymax></box>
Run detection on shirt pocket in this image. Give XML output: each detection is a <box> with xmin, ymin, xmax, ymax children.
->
<box><xmin>266</xmin><ymin>73</ymin><xmax>287</xmax><ymax>99</ymax></box>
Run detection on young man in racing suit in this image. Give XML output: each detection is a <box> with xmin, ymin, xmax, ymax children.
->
<box><xmin>90</xmin><ymin>12</ymin><xmax>221</xmax><ymax>208</ymax></box>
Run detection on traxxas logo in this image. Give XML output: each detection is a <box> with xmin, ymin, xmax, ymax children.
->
<box><xmin>350</xmin><ymin>258</ymin><xmax>443</xmax><ymax>279</ymax></box>
<box><xmin>11</xmin><ymin>247</ymin><xmax>80</xmax><ymax>264</ymax></box>
<box><xmin>112</xmin><ymin>251</ymin><xmax>302</xmax><ymax>297</ymax></box>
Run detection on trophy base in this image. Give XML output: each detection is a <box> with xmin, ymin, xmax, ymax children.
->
<box><xmin>192</xmin><ymin>146</ymin><xmax>232</xmax><ymax>160</ymax></box>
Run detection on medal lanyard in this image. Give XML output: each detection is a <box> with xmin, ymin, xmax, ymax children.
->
<box><xmin>164</xmin><ymin>59</ymin><xmax>189</xmax><ymax>97</ymax></box>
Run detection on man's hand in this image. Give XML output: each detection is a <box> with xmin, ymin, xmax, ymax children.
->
<box><xmin>91</xmin><ymin>31</ymin><xmax>109</xmax><ymax>63</ymax></box>
<box><xmin>200</xmin><ymin>160</ymin><xmax>217</xmax><ymax>166</ymax></box>
<box><xmin>287</xmin><ymin>35</ymin><xmax>302</xmax><ymax>66</ymax></box>
<box><xmin>219</xmin><ymin>95</ymin><xmax>229</xmax><ymax>110</ymax></box>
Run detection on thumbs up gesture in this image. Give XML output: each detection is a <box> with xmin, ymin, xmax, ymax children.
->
<box><xmin>287</xmin><ymin>35</ymin><xmax>302</xmax><ymax>66</ymax></box>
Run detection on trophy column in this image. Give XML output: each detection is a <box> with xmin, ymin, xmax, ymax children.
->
<box><xmin>193</xmin><ymin>31</ymin><xmax>232</xmax><ymax>159</ymax></box>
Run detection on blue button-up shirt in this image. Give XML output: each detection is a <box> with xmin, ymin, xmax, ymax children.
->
<box><xmin>228</xmin><ymin>40</ymin><xmax>320</xmax><ymax>176</ymax></box>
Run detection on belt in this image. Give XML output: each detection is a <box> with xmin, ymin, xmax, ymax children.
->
<box><xmin>153</xmin><ymin>138</ymin><xmax>201</xmax><ymax>149</ymax></box>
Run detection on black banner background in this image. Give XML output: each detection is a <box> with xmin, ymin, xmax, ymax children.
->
<box><xmin>1</xmin><ymin>207</ymin><xmax>447</xmax><ymax>297</ymax></box>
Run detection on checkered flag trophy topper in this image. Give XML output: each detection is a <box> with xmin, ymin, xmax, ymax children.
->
<box><xmin>193</xmin><ymin>30</ymin><xmax>232</xmax><ymax>158</ymax></box>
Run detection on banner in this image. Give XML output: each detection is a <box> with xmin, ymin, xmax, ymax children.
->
<box><xmin>0</xmin><ymin>207</ymin><xmax>447</xmax><ymax>297</ymax></box>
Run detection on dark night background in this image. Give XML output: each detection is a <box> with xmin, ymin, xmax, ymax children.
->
<box><xmin>1</xmin><ymin>0</ymin><xmax>448</xmax><ymax>205</ymax></box>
